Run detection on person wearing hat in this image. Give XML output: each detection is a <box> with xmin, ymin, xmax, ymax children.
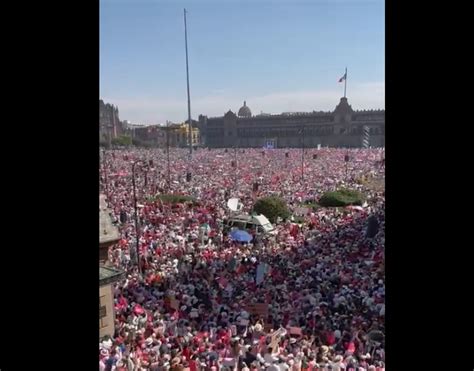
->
<box><xmin>331</xmin><ymin>354</ymin><xmax>346</xmax><ymax>370</ymax></box>
<box><xmin>170</xmin><ymin>356</ymin><xmax>182</xmax><ymax>368</ymax></box>
<box><xmin>145</xmin><ymin>337</ymin><xmax>154</xmax><ymax>347</ymax></box>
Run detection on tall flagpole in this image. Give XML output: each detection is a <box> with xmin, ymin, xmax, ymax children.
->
<box><xmin>344</xmin><ymin>67</ymin><xmax>347</xmax><ymax>98</ymax></box>
<box><xmin>301</xmin><ymin>126</ymin><xmax>305</xmax><ymax>182</ymax></box>
<box><xmin>184</xmin><ymin>8</ymin><xmax>193</xmax><ymax>160</ymax></box>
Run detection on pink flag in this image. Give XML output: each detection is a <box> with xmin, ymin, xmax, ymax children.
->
<box><xmin>219</xmin><ymin>277</ymin><xmax>228</xmax><ymax>288</ymax></box>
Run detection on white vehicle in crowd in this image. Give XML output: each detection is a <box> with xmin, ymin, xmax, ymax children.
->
<box><xmin>224</xmin><ymin>213</ymin><xmax>276</xmax><ymax>235</ymax></box>
<box><xmin>224</xmin><ymin>198</ymin><xmax>276</xmax><ymax>235</ymax></box>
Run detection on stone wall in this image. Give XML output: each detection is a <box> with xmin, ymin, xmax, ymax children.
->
<box><xmin>99</xmin><ymin>100</ymin><xmax>125</xmax><ymax>144</ymax></box>
<box><xmin>99</xmin><ymin>284</ymin><xmax>115</xmax><ymax>339</ymax></box>
<box><xmin>198</xmin><ymin>98</ymin><xmax>384</xmax><ymax>148</ymax></box>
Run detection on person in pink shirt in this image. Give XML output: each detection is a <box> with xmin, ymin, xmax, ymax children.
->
<box><xmin>101</xmin><ymin>148</ymin><xmax>385</xmax><ymax>370</ymax></box>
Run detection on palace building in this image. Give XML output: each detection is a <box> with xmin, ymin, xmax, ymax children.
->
<box><xmin>198</xmin><ymin>97</ymin><xmax>384</xmax><ymax>148</ymax></box>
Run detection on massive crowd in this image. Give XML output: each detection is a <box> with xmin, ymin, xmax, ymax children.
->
<box><xmin>99</xmin><ymin>147</ymin><xmax>385</xmax><ymax>371</ymax></box>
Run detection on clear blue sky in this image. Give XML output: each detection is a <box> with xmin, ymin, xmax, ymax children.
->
<box><xmin>100</xmin><ymin>0</ymin><xmax>384</xmax><ymax>124</ymax></box>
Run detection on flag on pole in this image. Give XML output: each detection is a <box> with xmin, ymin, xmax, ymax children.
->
<box><xmin>338</xmin><ymin>72</ymin><xmax>347</xmax><ymax>83</ymax></box>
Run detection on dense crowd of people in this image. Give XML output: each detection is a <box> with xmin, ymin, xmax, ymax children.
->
<box><xmin>99</xmin><ymin>147</ymin><xmax>385</xmax><ymax>371</ymax></box>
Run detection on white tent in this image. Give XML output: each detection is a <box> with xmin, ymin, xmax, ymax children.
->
<box><xmin>253</xmin><ymin>214</ymin><xmax>274</xmax><ymax>233</ymax></box>
<box><xmin>227</xmin><ymin>198</ymin><xmax>243</xmax><ymax>212</ymax></box>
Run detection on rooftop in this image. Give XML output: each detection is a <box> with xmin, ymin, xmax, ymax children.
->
<box><xmin>238</xmin><ymin>101</ymin><xmax>252</xmax><ymax>118</ymax></box>
<box><xmin>99</xmin><ymin>265</ymin><xmax>125</xmax><ymax>286</ymax></box>
<box><xmin>99</xmin><ymin>195</ymin><xmax>120</xmax><ymax>246</ymax></box>
<box><xmin>203</xmin><ymin>98</ymin><xmax>384</xmax><ymax>120</ymax></box>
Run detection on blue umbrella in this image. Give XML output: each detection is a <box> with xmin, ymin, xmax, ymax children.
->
<box><xmin>230</xmin><ymin>229</ymin><xmax>253</xmax><ymax>243</ymax></box>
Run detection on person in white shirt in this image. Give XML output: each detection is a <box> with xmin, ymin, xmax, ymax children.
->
<box><xmin>264</xmin><ymin>350</ymin><xmax>279</xmax><ymax>364</ymax></box>
<box><xmin>278</xmin><ymin>359</ymin><xmax>290</xmax><ymax>371</ymax></box>
<box><xmin>256</xmin><ymin>351</ymin><xmax>266</xmax><ymax>365</ymax></box>
<box><xmin>266</xmin><ymin>361</ymin><xmax>280</xmax><ymax>371</ymax></box>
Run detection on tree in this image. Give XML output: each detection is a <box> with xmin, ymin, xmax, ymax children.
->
<box><xmin>150</xmin><ymin>194</ymin><xmax>196</xmax><ymax>205</ymax></box>
<box><xmin>253</xmin><ymin>196</ymin><xmax>290</xmax><ymax>223</ymax></box>
<box><xmin>112</xmin><ymin>135</ymin><xmax>132</xmax><ymax>146</ymax></box>
<box><xmin>318</xmin><ymin>189</ymin><xmax>364</xmax><ymax>207</ymax></box>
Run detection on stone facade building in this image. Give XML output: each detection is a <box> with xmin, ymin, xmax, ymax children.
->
<box><xmin>167</xmin><ymin>122</ymin><xmax>201</xmax><ymax>148</ymax></box>
<box><xmin>198</xmin><ymin>98</ymin><xmax>385</xmax><ymax>148</ymax></box>
<box><xmin>99</xmin><ymin>195</ymin><xmax>125</xmax><ymax>339</ymax></box>
<box><xmin>133</xmin><ymin>125</ymin><xmax>166</xmax><ymax>147</ymax></box>
<box><xmin>100</xmin><ymin>100</ymin><xmax>125</xmax><ymax>145</ymax></box>
<box><xmin>133</xmin><ymin>122</ymin><xmax>201</xmax><ymax>148</ymax></box>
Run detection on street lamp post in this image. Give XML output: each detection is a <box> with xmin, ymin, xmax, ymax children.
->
<box><xmin>301</xmin><ymin>126</ymin><xmax>305</xmax><ymax>182</ymax></box>
<box><xmin>345</xmin><ymin>150</ymin><xmax>349</xmax><ymax>181</ymax></box>
<box><xmin>131</xmin><ymin>161</ymin><xmax>143</xmax><ymax>276</ymax></box>
<box><xmin>184</xmin><ymin>8</ymin><xmax>193</xmax><ymax>161</ymax></box>
<box><xmin>166</xmin><ymin>121</ymin><xmax>171</xmax><ymax>189</ymax></box>
<box><xmin>234</xmin><ymin>140</ymin><xmax>239</xmax><ymax>192</ymax></box>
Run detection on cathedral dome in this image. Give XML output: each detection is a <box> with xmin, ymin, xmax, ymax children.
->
<box><xmin>238</xmin><ymin>101</ymin><xmax>252</xmax><ymax>117</ymax></box>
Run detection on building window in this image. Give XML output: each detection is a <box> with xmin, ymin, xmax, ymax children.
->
<box><xmin>99</xmin><ymin>295</ymin><xmax>107</xmax><ymax>328</ymax></box>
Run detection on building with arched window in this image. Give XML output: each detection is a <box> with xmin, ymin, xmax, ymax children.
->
<box><xmin>99</xmin><ymin>195</ymin><xmax>125</xmax><ymax>339</ymax></box>
<box><xmin>198</xmin><ymin>98</ymin><xmax>384</xmax><ymax>148</ymax></box>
